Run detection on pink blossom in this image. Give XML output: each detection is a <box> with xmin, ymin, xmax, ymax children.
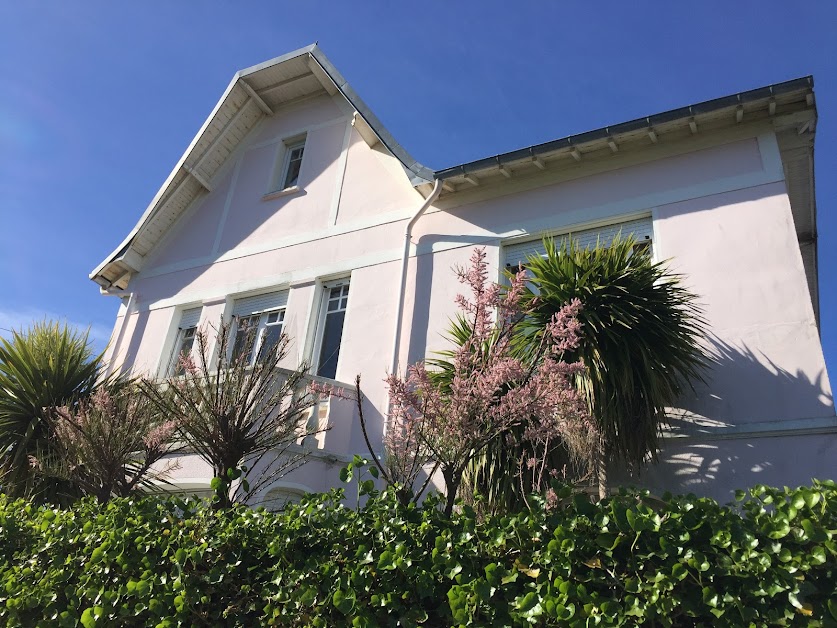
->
<box><xmin>384</xmin><ymin>247</ymin><xmax>596</xmax><ymax>507</ymax></box>
<box><xmin>143</xmin><ymin>420</ymin><xmax>178</xmax><ymax>450</ymax></box>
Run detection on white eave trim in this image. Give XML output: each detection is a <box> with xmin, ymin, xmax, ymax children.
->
<box><xmin>91</xmin><ymin>45</ymin><xmax>321</xmax><ymax>287</ymax></box>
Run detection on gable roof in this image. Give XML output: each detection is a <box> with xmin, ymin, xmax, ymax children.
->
<box><xmin>91</xmin><ymin>49</ymin><xmax>817</xmax><ymax>305</ymax></box>
<box><xmin>90</xmin><ymin>44</ymin><xmax>433</xmax><ymax>291</ymax></box>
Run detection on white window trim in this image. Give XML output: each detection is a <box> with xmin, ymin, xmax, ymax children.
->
<box><xmin>229</xmin><ymin>306</ymin><xmax>287</xmax><ymax>366</ymax></box>
<box><xmin>500</xmin><ymin>213</ymin><xmax>655</xmax><ymax>275</ymax></box>
<box><xmin>158</xmin><ymin>305</ymin><xmax>203</xmax><ymax>379</ymax></box>
<box><xmin>310</xmin><ymin>277</ymin><xmax>351</xmax><ymax>381</ymax></box>
<box><xmin>266</xmin><ymin>134</ymin><xmax>307</xmax><ymax>196</ymax></box>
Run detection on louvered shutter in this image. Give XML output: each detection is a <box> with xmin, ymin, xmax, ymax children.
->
<box><xmin>504</xmin><ymin>216</ymin><xmax>653</xmax><ymax>268</ymax></box>
<box><xmin>178</xmin><ymin>307</ymin><xmax>202</xmax><ymax>330</ymax></box>
<box><xmin>232</xmin><ymin>290</ymin><xmax>289</xmax><ymax>317</ymax></box>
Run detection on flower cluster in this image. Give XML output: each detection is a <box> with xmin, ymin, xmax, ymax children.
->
<box><xmin>48</xmin><ymin>385</ymin><xmax>180</xmax><ymax>502</ymax></box>
<box><xmin>385</xmin><ymin>247</ymin><xmax>595</xmax><ymax>514</ymax></box>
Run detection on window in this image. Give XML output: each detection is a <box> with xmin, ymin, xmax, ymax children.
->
<box><xmin>314</xmin><ymin>282</ymin><xmax>349</xmax><ymax>380</ymax></box>
<box><xmin>504</xmin><ymin>216</ymin><xmax>654</xmax><ymax>270</ymax></box>
<box><xmin>230</xmin><ymin>291</ymin><xmax>289</xmax><ymax>365</ymax></box>
<box><xmin>281</xmin><ymin>140</ymin><xmax>305</xmax><ymax>190</ymax></box>
<box><xmin>169</xmin><ymin>307</ymin><xmax>201</xmax><ymax>376</ymax></box>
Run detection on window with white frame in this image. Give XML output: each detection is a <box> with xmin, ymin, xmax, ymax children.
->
<box><xmin>503</xmin><ymin>216</ymin><xmax>654</xmax><ymax>270</ymax></box>
<box><xmin>314</xmin><ymin>281</ymin><xmax>350</xmax><ymax>380</ymax></box>
<box><xmin>281</xmin><ymin>140</ymin><xmax>305</xmax><ymax>189</ymax></box>
<box><xmin>168</xmin><ymin>307</ymin><xmax>201</xmax><ymax>376</ymax></box>
<box><xmin>230</xmin><ymin>290</ymin><xmax>289</xmax><ymax>365</ymax></box>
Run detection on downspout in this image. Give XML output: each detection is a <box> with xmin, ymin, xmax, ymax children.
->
<box><xmin>389</xmin><ymin>179</ymin><xmax>443</xmax><ymax>378</ymax></box>
<box><xmin>103</xmin><ymin>290</ymin><xmax>135</xmax><ymax>378</ymax></box>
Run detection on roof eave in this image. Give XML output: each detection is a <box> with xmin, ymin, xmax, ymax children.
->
<box><xmin>91</xmin><ymin>45</ymin><xmax>434</xmax><ymax>290</ymax></box>
<box><xmin>434</xmin><ymin>76</ymin><xmax>815</xmax><ymax>179</ymax></box>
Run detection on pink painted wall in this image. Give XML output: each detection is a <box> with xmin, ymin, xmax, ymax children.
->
<box><xmin>106</xmin><ymin>97</ymin><xmax>834</xmax><ymax>500</ymax></box>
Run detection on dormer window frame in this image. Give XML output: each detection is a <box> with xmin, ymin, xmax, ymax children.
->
<box><xmin>264</xmin><ymin>133</ymin><xmax>307</xmax><ymax>199</ymax></box>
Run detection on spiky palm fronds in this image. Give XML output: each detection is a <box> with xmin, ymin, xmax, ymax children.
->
<box><xmin>521</xmin><ymin>234</ymin><xmax>707</xmax><ymax>473</ymax></box>
<box><xmin>0</xmin><ymin>321</ymin><xmax>104</xmax><ymax>500</ymax></box>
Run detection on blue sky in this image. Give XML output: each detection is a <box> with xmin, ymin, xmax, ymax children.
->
<box><xmin>0</xmin><ymin>2</ymin><xmax>835</xmax><ymax>376</ymax></box>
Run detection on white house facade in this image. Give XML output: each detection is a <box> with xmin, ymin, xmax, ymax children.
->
<box><xmin>91</xmin><ymin>45</ymin><xmax>834</xmax><ymax>504</ymax></box>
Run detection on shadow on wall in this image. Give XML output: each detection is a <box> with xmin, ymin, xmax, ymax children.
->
<box><xmin>113</xmin><ymin>308</ymin><xmax>153</xmax><ymax>377</ymax></box>
<box><xmin>674</xmin><ymin>335</ymin><xmax>834</xmax><ymax>425</ymax></box>
<box><xmin>406</xmin><ymin>233</ymin><xmax>496</xmax><ymax>365</ymax></box>
<box><xmin>623</xmin><ymin>336</ymin><xmax>836</xmax><ymax>502</ymax></box>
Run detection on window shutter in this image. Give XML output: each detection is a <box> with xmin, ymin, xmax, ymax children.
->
<box><xmin>178</xmin><ymin>307</ymin><xmax>202</xmax><ymax>330</ymax></box>
<box><xmin>504</xmin><ymin>216</ymin><xmax>653</xmax><ymax>268</ymax></box>
<box><xmin>232</xmin><ymin>290</ymin><xmax>289</xmax><ymax>317</ymax></box>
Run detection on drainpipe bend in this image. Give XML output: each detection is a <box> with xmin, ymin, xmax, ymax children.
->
<box><xmin>389</xmin><ymin>179</ymin><xmax>443</xmax><ymax>378</ymax></box>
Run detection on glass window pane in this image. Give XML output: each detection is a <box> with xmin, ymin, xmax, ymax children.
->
<box><xmin>258</xmin><ymin>323</ymin><xmax>283</xmax><ymax>362</ymax></box>
<box><xmin>316</xmin><ymin>310</ymin><xmax>345</xmax><ymax>379</ymax></box>
<box><xmin>172</xmin><ymin>327</ymin><xmax>197</xmax><ymax>376</ymax></box>
<box><xmin>283</xmin><ymin>144</ymin><xmax>304</xmax><ymax>189</ymax></box>
<box><xmin>232</xmin><ymin>316</ymin><xmax>259</xmax><ymax>364</ymax></box>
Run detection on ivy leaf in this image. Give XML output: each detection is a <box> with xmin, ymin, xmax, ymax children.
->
<box><xmin>377</xmin><ymin>551</ymin><xmax>396</xmax><ymax>571</ymax></box>
<box><xmin>80</xmin><ymin>607</ymin><xmax>103</xmax><ymax>628</ymax></box>
<box><xmin>332</xmin><ymin>588</ymin><xmax>356</xmax><ymax>615</ymax></box>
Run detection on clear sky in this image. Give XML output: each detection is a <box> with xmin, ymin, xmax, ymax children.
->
<box><xmin>0</xmin><ymin>2</ymin><xmax>835</xmax><ymax>376</ymax></box>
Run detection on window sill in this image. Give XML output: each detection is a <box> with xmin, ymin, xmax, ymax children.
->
<box><xmin>262</xmin><ymin>186</ymin><xmax>301</xmax><ymax>201</ymax></box>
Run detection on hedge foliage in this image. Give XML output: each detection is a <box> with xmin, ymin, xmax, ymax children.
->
<box><xmin>1</xmin><ymin>480</ymin><xmax>836</xmax><ymax>627</ymax></box>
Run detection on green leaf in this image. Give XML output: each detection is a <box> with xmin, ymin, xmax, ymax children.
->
<box><xmin>515</xmin><ymin>592</ymin><xmax>543</xmax><ymax>618</ymax></box>
<box><xmin>447</xmin><ymin>585</ymin><xmax>469</xmax><ymax>624</ymax></box>
<box><xmin>80</xmin><ymin>607</ymin><xmax>103</xmax><ymax>628</ymax></box>
<box><xmin>377</xmin><ymin>551</ymin><xmax>396</xmax><ymax>571</ymax></box>
<box><xmin>702</xmin><ymin>587</ymin><xmax>719</xmax><ymax>608</ymax></box>
<box><xmin>485</xmin><ymin>563</ymin><xmax>503</xmax><ymax>587</ymax></box>
<box><xmin>368</xmin><ymin>466</ymin><xmax>379</xmax><ymax>479</ymax></box>
<box><xmin>332</xmin><ymin>588</ymin><xmax>356</xmax><ymax>615</ymax></box>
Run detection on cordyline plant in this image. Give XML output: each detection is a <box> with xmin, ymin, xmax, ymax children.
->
<box><xmin>520</xmin><ymin>235</ymin><xmax>707</xmax><ymax>499</ymax></box>
<box><xmin>46</xmin><ymin>383</ymin><xmax>179</xmax><ymax>503</ymax></box>
<box><xmin>141</xmin><ymin>321</ymin><xmax>328</xmax><ymax>508</ymax></box>
<box><xmin>322</xmin><ymin>248</ymin><xmax>594</xmax><ymax>517</ymax></box>
<box><xmin>0</xmin><ymin>321</ymin><xmax>103</xmax><ymax>502</ymax></box>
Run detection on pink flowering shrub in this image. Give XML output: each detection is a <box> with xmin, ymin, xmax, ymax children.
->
<box><xmin>384</xmin><ymin>248</ymin><xmax>594</xmax><ymax>515</ymax></box>
<box><xmin>142</xmin><ymin>321</ymin><xmax>327</xmax><ymax>508</ymax></box>
<box><xmin>49</xmin><ymin>384</ymin><xmax>179</xmax><ymax>502</ymax></box>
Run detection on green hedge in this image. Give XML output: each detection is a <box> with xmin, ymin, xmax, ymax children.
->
<box><xmin>1</xmin><ymin>481</ymin><xmax>835</xmax><ymax>626</ymax></box>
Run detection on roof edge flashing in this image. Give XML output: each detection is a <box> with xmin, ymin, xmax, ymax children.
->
<box><xmin>434</xmin><ymin>75</ymin><xmax>815</xmax><ymax>179</ymax></box>
<box><xmin>308</xmin><ymin>47</ymin><xmax>434</xmax><ymax>184</ymax></box>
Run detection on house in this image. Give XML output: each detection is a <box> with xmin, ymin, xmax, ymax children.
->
<box><xmin>92</xmin><ymin>44</ymin><xmax>835</xmax><ymax>504</ymax></box>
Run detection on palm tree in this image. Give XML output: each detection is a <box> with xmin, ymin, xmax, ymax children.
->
<box><xmin>0</xmin><ymin>321</ymin><xmax>103</xmax><ymax>501</ymax></box>
<box><xmin>519</xmin><ymin>234</ymin><xmax>707</xmax><ymax>498</ymax></box>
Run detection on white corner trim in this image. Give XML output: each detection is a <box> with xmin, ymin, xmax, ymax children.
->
<box><xmin>328</xmin><ymin>120</ymin><xmax>354</xmax><ymax>225</ymax></box>
<box><xmin>212</xmin><ymin>156</ymin><xmax>243</xmax><ymax>256</ymax></box>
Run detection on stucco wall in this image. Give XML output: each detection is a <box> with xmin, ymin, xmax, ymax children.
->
<box><xmin>107</xmin><ymin>98</ymin><xmax>835</xmax><ymax>501</ymax></box>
